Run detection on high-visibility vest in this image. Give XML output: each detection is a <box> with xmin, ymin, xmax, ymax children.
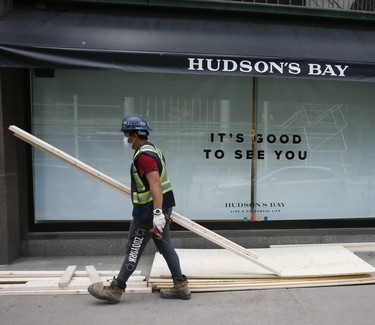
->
<box><xmin>130</xmin><ymin>143</ymin><xmax>175</xmax><ymax>219</ymax></box>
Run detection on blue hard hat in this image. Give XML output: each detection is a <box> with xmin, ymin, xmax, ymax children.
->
<box><xmin>121</xmin><ymin>114</ymin><xmax>152</xmax><ymax>132</ymax></box>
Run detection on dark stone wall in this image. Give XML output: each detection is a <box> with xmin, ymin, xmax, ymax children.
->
<box><xmin>0</xmin><ymin>0</ymin><xmax>11</xmax><ymax>20</ymax></box>
<box><xmin>0</xmin><ymin>68</ymin><xmax>30</xmax><ymax>264</ymax></box>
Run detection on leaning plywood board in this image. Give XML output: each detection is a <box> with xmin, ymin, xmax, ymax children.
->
<box><xmin>149</xmin><ymin>246</ymin><xmax>375</xmax><ymax>279</ymax></box>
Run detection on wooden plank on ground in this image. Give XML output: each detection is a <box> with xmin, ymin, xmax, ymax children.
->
<box><xmin>0</xmin><ymin>278</ymin><xmax>149</xmax><ymax>291</ymax></box>
<box><xmin>58</xmin><ymin>265</ymin><xmax>77</xmax><ymax>287</ymax></box>
<box><xmin>0</xmin><ymin>270</ymin><xmax>141</xmax><ymax>278</ymax></box>
<box><xmin>85</xmin><ymin>265</ymin><xmax>103</xmax><ymax>284</ymax></box>
<box><xmin>0</xmin><ymin>287</ymin><xmax>152</xmax><ymax>296</ymax></box>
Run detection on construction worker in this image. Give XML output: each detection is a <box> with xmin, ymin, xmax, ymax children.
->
<box><xmin>88</xmin><ymin>113</ymin><xmax>191</xmax><ymax>303</ymax></box>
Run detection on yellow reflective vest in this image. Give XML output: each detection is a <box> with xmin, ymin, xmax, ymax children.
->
<box><xmin>130</xmin><ymin>143</ymin><xmax>175</xmax><ymax>220</ymax></box>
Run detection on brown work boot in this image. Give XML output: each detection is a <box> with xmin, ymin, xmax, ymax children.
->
<box><xmin>87</xmin><ymin>277</ymin><xmax>125</xmax><ymax>304</ymax></box>
<box><xmin>160</xmin><ymin>275</ymin><xmax>191</xmax><ymax>300</ymax></box>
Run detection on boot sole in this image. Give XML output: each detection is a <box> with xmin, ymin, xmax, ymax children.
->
<box><xmin>160</xmin><ymin>292</ymin><xmax>191</xmax><ymax>300</ymax></box>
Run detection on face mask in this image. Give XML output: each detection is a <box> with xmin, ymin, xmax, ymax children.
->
<box><xmin>123</xmin><ymin>136</ymin><xmax>134</xmax><ymax>149</ymax></box>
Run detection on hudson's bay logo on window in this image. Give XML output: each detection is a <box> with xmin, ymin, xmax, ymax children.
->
<box><xmin>224</xmin><ymin>202</ymin><xmax>286</xmax><ymax>208</ymax></box>
<box><xmin>188</xmin><ymin>57</ymin><xmax>349</xmax><ymax>78</ymax></box>
<box><xmin>224</xmin><ymin>202</ymin><xmax>285</xmax><ymax>221</ymax></box>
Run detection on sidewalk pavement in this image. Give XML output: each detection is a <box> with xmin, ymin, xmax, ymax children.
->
<box><xmin>1</xmin><ymin>251</ymin><xmax>375</xmax><ymax>325</ymax></box>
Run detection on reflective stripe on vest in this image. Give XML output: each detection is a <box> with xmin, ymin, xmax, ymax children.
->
<box><xmin>132</xmin><ymin>144</ymin><xmax>173</xmax><ymax>205</ymax></box>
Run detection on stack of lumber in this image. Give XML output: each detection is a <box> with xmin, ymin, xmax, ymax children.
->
<box><xmin>0</xmin><ymin>265</ymin><xmax>151</xmax><ymax>296</ymax></box>
<box><xmin>149</xmin><ymin>245</ymin><xmax>375</xmax><ymax>292</ymax></box>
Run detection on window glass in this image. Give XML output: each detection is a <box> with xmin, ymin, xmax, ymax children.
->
<box><xmin>32</xmin><ymin>70</ymin><xmax>253</xmax><ymax>221</ymax></box>
<box><xmin>252</xmin><ymin>78</ymin><xmax>375</xmax><ymax>220</ymax></box>
<box><xmin>32</xmin><ymin>70</ymin><xmax>375</xmax><ymax>222</ymax></box>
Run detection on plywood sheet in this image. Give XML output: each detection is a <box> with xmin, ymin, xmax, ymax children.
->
<box><xmin>150</xmin><ymin>246</ymin><xmax>375</xmax><ymax>279</ymax></box>
<box><xmin>271</xmin><ymin>242</ymin><xmax>375</xmax><ymax>253</ymax></box>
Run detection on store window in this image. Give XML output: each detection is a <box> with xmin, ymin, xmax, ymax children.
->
<box><xmin>31</xmin><ymin>70</ymin><xmax>375</xmax><ymax>222</ymax></box>
<box><xmin>252</xmin><ymin>78</ymin><xmax>375</xmax><ymax>221</ymax></box>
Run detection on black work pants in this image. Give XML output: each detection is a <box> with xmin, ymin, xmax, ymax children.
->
<box><xmin>117</xmin><ymin>209</ymin><xmax>182</xmax><ymax>288</ymax></box>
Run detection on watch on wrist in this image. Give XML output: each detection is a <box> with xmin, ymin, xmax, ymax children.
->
<box><xmin>153</xmin><ymin>208</ymin><xmax>162</xmax><ymax>215</ymax></box>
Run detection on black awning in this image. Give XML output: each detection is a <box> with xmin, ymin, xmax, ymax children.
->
<box><xmin>1</xmin><ymin>8</ymin><xmax>375</xmax><ymax>81</ymax></box>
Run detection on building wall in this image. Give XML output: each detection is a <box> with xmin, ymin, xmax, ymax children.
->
<box><xmin>1</xmin><ymin>2</ymin><xmax>375</xmax><ymax>262</ymax></box>
<box><xmin>0</xmin><ymin>68</ymin><xmax>29</xmax><ymax>264</ymax></box>
<box><xmin>0</xmin><ymin>0</ymin><xmax>10</xmax><ymax>20</ymax></box>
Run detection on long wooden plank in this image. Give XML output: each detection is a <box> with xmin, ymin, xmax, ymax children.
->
<box><xmin>0</xmin><ymin>279</ymin><xmax>149</xmax><ymax>290</ymax></box>
<box><xmin>0</xmin><ymin>270</ymin><xmax>141</xmax><ymax>278</ymax></box>
<box><xmin>0</xmin><ymin>269</ymin><xmax>151</xmax><ymax>296</ymax></box>
<box><xmin>9</xmin><ymin>125</ymin><xmax>282</xmax><ymax>276</ymax></box>
<box><xmin>0</xmin><ymin>290</ymin><xmax>90</xmax><ymax>296</ymax></box>
<box><xmin>0</xmin><ymin>286</ymin><xmax>151</xmax><ymax>295</ymax></box>
<box><xmin>0</xmin><ymin>287</ymin><xmax>153</xmax><ymax>296</ymax></box>
<box><xmin>0</xmin><ymin>271</ymin><xmax>66</xmax><ymax>278</ymax></box>
<box><xmin>0</xmin><ymin>276</ymin><xmax>145</xmax><ymax>285</ymax></box>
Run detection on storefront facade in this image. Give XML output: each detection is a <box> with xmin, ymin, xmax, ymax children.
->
<box><xmin>1</xmin><ymin>1</ymin><xmax>375</xmax><ymax>263</ymax></box>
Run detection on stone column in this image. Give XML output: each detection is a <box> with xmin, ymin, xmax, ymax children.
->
<box><xmin>0</xmin><ymin>0</ymin><xmax>11</xmax><ymax>20</ymax></box>
<box><xmin>0</xmin><ymin>68</ymin><xmax>29</xmax><ymax>264</ymax></box>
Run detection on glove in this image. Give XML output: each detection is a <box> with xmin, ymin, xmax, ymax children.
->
<box><xmin>153</xmin><ymin>208</ymin><xmax>166</xmax><ymax>233</ymax></box>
